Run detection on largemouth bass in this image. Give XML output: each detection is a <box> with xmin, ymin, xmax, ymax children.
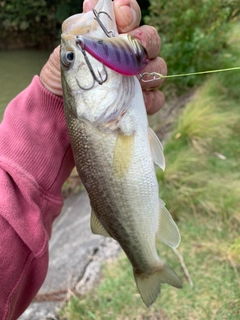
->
<box><xmin>60</xmin><ymin>0</ymin><xmax>182</xmax><ymax>307</ymax></box>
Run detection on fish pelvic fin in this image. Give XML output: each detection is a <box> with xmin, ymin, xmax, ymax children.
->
<box><xmin>90</xmin><ymin>209</ymin><xmax>110</xmax><ymax>237</ymax></box>
<box><xmin>158</xmin><ymin>199</ymin><xmax>181</xmax><ymax>248</ymax></box>
<box><xmin>134</xmin><ymin>263</ymin><xmax>182</xmax><ymax>307</ymax></box>
<box><xmin>148</xmin><ymin>127</ymin><xmax>165</xmax><ymax>171</ymax></box>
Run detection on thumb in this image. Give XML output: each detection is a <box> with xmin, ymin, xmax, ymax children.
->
<box><xmin>114</xmin><ymin>0</ymin><xmax>141</xmax><ymax>33</ymax></box>
<box><xmin>83</xmin><ymin>0</ymin><xmax>141</xmax><ymax>32</ymax></box>
<box><xmin>83</xmin><ymin>0</ymin><xmax>97</xmax><ymax>12</ymax></box>
<box><xmin>40</xmin><ymin>46</ymin><xmax>62</xmax><ymax>96</ymax></box>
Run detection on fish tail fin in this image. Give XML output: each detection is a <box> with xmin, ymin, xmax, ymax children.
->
<box><xmin>134</xmin><ymin>263</ymin><xmax>182</xmax><ymax>307</ymax></box>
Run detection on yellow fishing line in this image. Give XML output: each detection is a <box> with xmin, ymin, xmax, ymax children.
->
<box><xmin>148</xmin><ymin>66</ymin><xmax>240</xmax><ymax>79</ymax></box>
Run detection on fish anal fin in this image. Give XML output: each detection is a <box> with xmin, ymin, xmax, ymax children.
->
<box><xmin>134</xmin><ymin>263</ymin><xmax>182</xmax><ymax>307</ymax></box>
<box><xmin>113</xmin><ymin>134</ymin><xmax>134</xmax><ymax>177</ymax></box>
<box><xmin>148</xmin><ymin>127</ymin><xmax>165</xmax><ymax>171</ymax></box>
<box><xmin>90</xmin><ymin>209</ymin><xmax>110</xmax><ymax>238</ymax></box>
<box><xmin>158</xmin><ymin>199</ymin><xmax>181</xmax><ymax>248</ymax></box>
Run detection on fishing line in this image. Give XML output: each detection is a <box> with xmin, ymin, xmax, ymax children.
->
<box><xmin>140</xmin><ymin>66</ymin><xmax>240</xmax><ymax>82</ymax></box>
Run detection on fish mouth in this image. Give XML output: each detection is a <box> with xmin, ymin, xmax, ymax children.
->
<box><xmin>61</xmin><ymin>33</ymin><xmax>76</xmax><ymax>43</ymax></box>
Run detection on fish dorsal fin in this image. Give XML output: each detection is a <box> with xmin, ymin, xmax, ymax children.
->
<box><xmin>148</xmin><ymin>127</ymin><xmax>165</xmax><ymax>171</ymax></box>
<box><xmin>158</xmin><ymin>199</ymin><xmax>181</xmax><ymax>248</ymax></box>
<box><xmin>90</xmin><ymin>209</ymin><xmax>110</xmax><ymax>238</ymax></box>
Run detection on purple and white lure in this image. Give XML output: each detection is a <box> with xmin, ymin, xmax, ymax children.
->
<box><xmin>76</xmin><ymin>34</ymin><xmax>149</xmax><ymax>76</ymax></box>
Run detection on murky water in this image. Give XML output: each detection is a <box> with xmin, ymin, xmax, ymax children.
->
<box><xmin>0</xmin><ymin>50</ymin><xmax>50</xmax><ymax>120</ymax></box>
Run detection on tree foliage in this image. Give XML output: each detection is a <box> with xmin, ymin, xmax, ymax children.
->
<box><xmin>0</xmin><ymin>0</ymin><xmax>150</xmax><ymax>48</ymax></box>
<box><xmin>145</xmin><ymin>0</ymin><xmax>240</xmax><ymax>90</ymax></box>
<box><xmin>0</xmin><ymin>0</ymin><xmax>84</xmax><ymax>48</ymax></box>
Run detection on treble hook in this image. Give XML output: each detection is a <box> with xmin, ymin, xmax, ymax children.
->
<box><xmin>76</xmin><ymin>36</ymin><xmax>108</xmax><ymax>90</ymax></box>
<box><xmin>74</xmin><ymin>8</ymin><xmax>116</xmax><ymax>90</ymax></box>
<box><xmin>92</xmin><ymin>8</ymin><xmax>115</xmax><ymax>38</ymax></box>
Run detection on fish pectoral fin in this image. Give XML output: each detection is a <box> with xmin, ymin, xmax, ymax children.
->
<box><xmin>158</xmin><ymin>199</ymin><xmax>181</xmax><ymax>248</ymax></box>
<box><xmin>113</xmin><ymin>134</ymin><xmax>134</xmax><ymax>177</ymax></box>
<box><xmin>134</xmin><ymin>263</ymin><xmax>182</xmax><ymax>307</ymax></box>
<box><xmin>148</xmin><ymin>127</ymin><xmax>165</xmax><ymax>171</ymax></box>
<box><xmin>90</xmin><ymin>209</ymin><xmax>110</xmax><ymax>238</ymax></box>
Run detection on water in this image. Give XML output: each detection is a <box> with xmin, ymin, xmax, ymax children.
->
<box><xmin>0</xmin><ymin>50</ymin><xmax>50</xmax><ymax>120</ymax></box>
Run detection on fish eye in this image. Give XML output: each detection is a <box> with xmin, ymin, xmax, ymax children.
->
<box><xmin>62</xmin><ymin>51</ymin><xmax>74</xmax><ymax>67</ymax></box>
<box><xmin>66</xmin><ymin>51</ymin><xmax>74</xmax><ymax>61</ymax></box>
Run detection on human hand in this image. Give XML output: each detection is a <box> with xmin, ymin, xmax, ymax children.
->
<box><xmin>40</xmin><ymin>0</ymin><xmax>167</xmax><ymax>115</ymax></box>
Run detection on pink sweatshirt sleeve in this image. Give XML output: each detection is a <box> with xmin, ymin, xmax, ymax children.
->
<box><xmin>0</xmin><ymin>76</ymin><xmax>75</xmax><ymax>319</ymax></box>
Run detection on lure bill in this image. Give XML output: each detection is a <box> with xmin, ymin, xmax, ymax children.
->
<box><xmin>76</xmin><ymin>34</ymin><xmax>149</xmax><ymax>76</ymax></box>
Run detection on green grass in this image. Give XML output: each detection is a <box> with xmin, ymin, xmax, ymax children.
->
<box><xmin>157</xmin><ymin>75</ymin><xmax>240</xmax><ymax>221</ymax></box>
<box><xmin>60</xmin><ymin>24</ymin><xmax>240</xmax><ymax>319</ymax></box>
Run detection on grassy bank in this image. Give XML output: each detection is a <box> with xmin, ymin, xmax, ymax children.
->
<box><xmin>60</xmin><ymin>25</ymin><xmax>240</xmax><ymax>319</ymax></box>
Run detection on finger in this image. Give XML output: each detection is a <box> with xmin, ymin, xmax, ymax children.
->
<box><xmin>83</xmin><ymin>0</ymin><xmax>141</xmax><ymax>32</ymax></box>
<box><xmin>113</xmin><ymin>0</ymin><xmax>141</xmax><ymax>33</ymax></box>
<box><xmin>143</xmin><ymin>90</ymin><xmax>165</xmax><ymax>115</ymax></box>
<box><xmin>40</xmin><ymin>46</ymin><xmax>63</xmax><ymax>96</ymax></box>
<box><xmin>129</xmin><ymin>25</ymin><xmax>161</xmax><ymax>59</ymax></box>
<box><xmin>139</xmin><ymin>57</ymin><xmax>167</xmax><ymax>90</ymax></box>
<box><xmin>83</xmin><ymin>0</ymin><xmax>97</xmax><ymax>12</ymax></box>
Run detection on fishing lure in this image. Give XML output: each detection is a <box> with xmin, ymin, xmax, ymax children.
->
<box><xmin>75</xmin><ymin>7</ymin><xmax>240</xmax><ymax>89</ymax></box>
<box><xmin>76</xmin><ymin>34</ymin><xmax>149</xmax><ymax>76</ymax></box>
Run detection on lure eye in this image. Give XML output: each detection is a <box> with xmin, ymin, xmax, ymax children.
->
<box><xmin>76</xmin><ymin>36</ymin><xmax>84</xmax><ymax>49</ymax></box>
<box><xmin>62</xmin><ymin>51</ymin><xmax>74</xmax><ymax>67</ymax></box>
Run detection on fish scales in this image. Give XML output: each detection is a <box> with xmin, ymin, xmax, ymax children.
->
<box><xmin>61</xmin><ymin>0</ymin><xmax>182</xmax><ymax>307</ymax></box>
<box><xmin>65</xmin><ymin>107</ymin><xmax>159</xmax><ymax>270</ymax></box>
